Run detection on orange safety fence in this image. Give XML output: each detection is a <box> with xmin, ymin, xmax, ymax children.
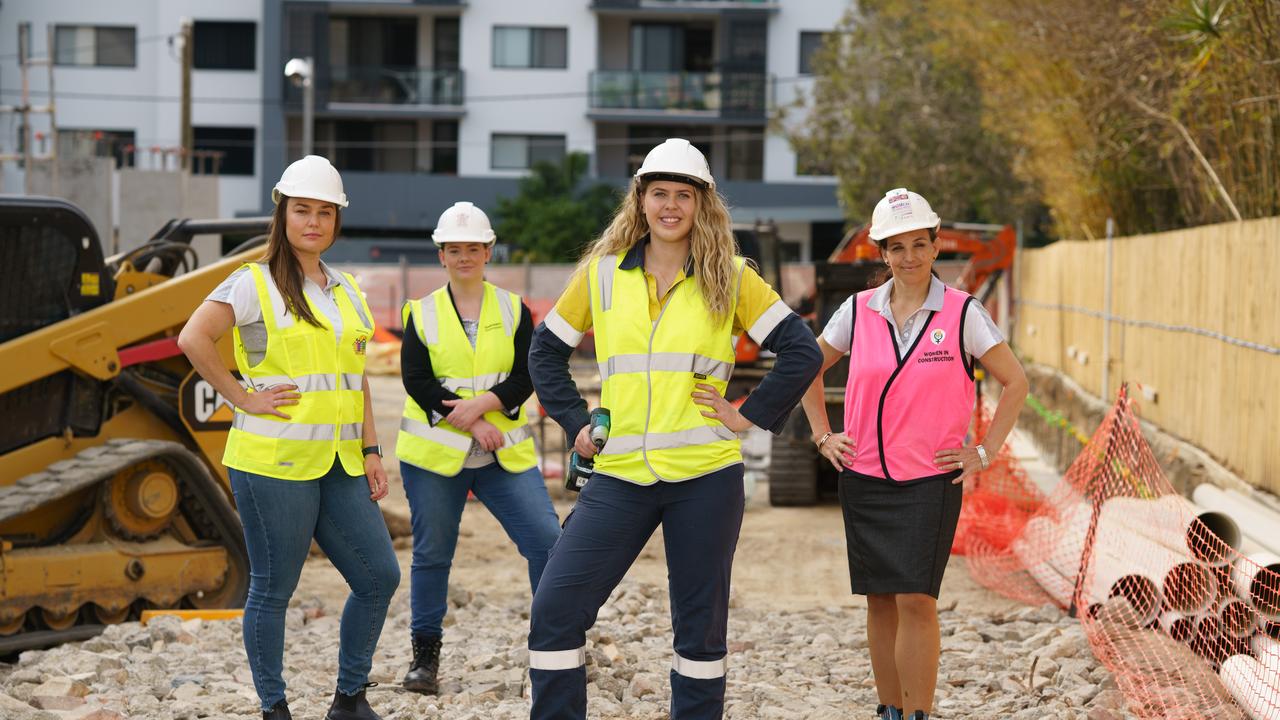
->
<box><xmin>959</xmin><ymin>385</ymin><xmax>1280</xmax><ymax>719</ymax></box>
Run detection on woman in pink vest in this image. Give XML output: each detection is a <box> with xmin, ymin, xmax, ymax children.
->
<box><xmin>800</xmin><ymin>189</ymin><xmax>1028</xmax><ymax>720</ymax></box>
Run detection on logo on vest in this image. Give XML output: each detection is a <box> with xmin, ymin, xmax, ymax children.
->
<box><xmin>918</xmin><ymin>349</ymin><xmax>955</xmax><ymax>364</ymax></box>
<box><xmin>353</xmin><ymin>335</ymin><xmax>368</xmax><ymax>355</ymax></box>
<box><xmin>930</xmin><ymin>329</ymin><xmax>946</xmax><ymax>345</ymax></box>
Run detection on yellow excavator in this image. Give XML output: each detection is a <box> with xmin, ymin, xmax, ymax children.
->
<box><xmin>0</xmin><ymin>195</ymin><xmax>272</xmax><ymax>654</ymax></box>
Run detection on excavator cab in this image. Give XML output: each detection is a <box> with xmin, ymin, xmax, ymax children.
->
<box><xmin>0</xmin><ymin>196</ymin><xmax>269</xmax><ymax>653</ymax></box>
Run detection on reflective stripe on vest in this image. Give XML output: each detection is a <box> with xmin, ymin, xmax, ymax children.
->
<box><xmin>396</xmin><ymin>282</ymin><xmax>537</xmax><ymax>477</ymax></box>
<box><xmin>843</xmin><ymin>286</ymin><xmax>976</xmax><ymax>483</ymax></box>
<box><xmin>589</xmin><ymin>253</ymin><xmax>747</xmax><ymax>485</ymax></box>
<box><xmin>223</xmin><ymin>263</ymin><xmax>371</xmax><ymax>481</ymax></box>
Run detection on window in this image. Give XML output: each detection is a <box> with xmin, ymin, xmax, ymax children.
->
<box><xmin>799</xmin><ymin>31</ymin><xmax>827</xmax><ymax>75</ymax></box>
<box><xmin>491</xmin><ymin>134</ymin><xmax>566</xmax><ymax>170</ymax></box>
<box><xmin>54</xmin><ymin>25</ymin><xmax>136</xmax><ymax>67</ymax></box>
<box><xmin>194</xmin><ymin>21</ymin><xmax>256</xmax><ymax>70</ymax></box>
<box><xmin>493</xmin><ymin>27</ymin><xmax>567</xmax><ymax>69</ymax></box>
<box><xmin>725</xmin><ymin>128</ymin><xmax>763</xmax><ymax>181</ymax></box>
<box><xmin>59</xmin><ymin>129</ymin><xmax>136</xmax><ymax>168</ymax></box>
<box><xmin>193</xmin><ymin>126</ymin><xmax>255</xmax><ymax>176</ymax></box>
<box><xmin>432</xmin><ymin>121</ymin><xmax>458</xmax><ymax>174</ymax></box>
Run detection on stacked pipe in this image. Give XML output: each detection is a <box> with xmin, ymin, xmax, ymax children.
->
<box><xmin>1005</xmin><ymin>490</ymin><xmax>1280</xmax><ymax>718</ymax></box>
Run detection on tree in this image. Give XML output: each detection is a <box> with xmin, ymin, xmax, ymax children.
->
<box><xmin>493</xmin><ymin>152</ymin><xmax>619</xmax><ymax>262</ymax></box>
<box><xmin>782</xmin><ymin>0</ymin><xmax>1041</xmax><ymax>230</ymax></box>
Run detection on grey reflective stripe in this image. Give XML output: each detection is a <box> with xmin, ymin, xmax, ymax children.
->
<box><xmin>419</xmin><ymin>296</ymin><xmax>440</xmax><ymax>344</ymax></box>
<box><xmin>598</xmin><ymin>255</ymin><xmax>617</xmax><ymax>311</ymax></box>
<box><xmin>334</xmin><ymin>273</ymin><xmax>373</xmax><ymax>329</ymax></box>
<box><xmin>529</xmin><ymin>647</ymin><xmax>586</xmax><ymax>671</ymax></box>
<box><xmin>747</xmin><ymin>299</ymin><xmax>793</xmax><ymax>345</ymax></box>
<box><xmin>503</xmin><ymin>425</ymin><xmax>533</xmax><ymax>447</ymax></box>
<box><xmin>598</xmin><ymin>353</ymin><xmax>733</xmax><ymax>383</ymax></box>
<box><xmin>248</xmin><ymin>263</ymin><xmax>294</xmax><ymax>330</ymax></box>
<box><xmin>410</xmin><ymin>301</ymin><xmax>429</xmax><ymax>345</ymax></box>
<box><xmin>399</xmin><ymin>417</ymin><xmax>474</xmax><ymax>453</ymax></box>
<box><xmin>672</xmin><ymin>653</ymin><xmax>726</xmax><ymax>680</ymax></box>
<box><xmin>497</xmin><ymin>290</ymin><xmax>517</xmax><ymax>336</ymax></box>
<box><xmin>601</xmin><ymin>425</ymin><xmax>737</xmax><ymax>455</ymax></box>
<box><xmin>233</xmin><ymin>413</ymin><xmax>361</xmax><ymax>442</ymax></box>
<box><xmin>544</xmin><ymin>307</ymin><xmax>584</xmax><ymax>346</ymax></box>
<box><xmin>440</xmin><ymin>372</ymin><xmax>509</xmax><ymax>393</ymax></box>
<box><xmin>243</xmin><ymin>373</ymin><xmax>362</xmax><ymax>393</ymax></box>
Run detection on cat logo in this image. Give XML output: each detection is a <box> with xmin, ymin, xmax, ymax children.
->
<box><xmin>930</xmin><ymin>329</ymin><xmax>946</xmax><ymax>345</ymax></box>
<box><xmin>353</xmin><ymin>335</ymin><xmax>368</xmax><ymax>355</ymax></box>
<box><xmin>180</xmin><ymin>370</ymin><xmax>236</xmax><ymax>432</ymax></box>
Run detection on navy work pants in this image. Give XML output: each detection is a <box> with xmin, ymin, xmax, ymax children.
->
<box><xmin>528</xmin><ymin>465</ymin><xmax>745</xmax><ymax>720</ymax></box>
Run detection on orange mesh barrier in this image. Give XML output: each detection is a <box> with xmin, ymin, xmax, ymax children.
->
<box><xmin>961</xmin><ymin>386</ymin><xmax>1280</xmax><ymax>718</ymax></box>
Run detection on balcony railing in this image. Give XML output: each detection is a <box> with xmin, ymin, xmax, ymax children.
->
<box><xmin>592</xmin><ymin>0</ymin><xmax>779</xmax><ymax>10</ymax></box>
<box><xmin>589</xmin><ymin>70</ymin><xmax>770</xmax><ymax>117</ymax></box>
<box><xmin>327</xmin><ymin>65</ymin><xmax>464</xmax><ymax>106</ymax></box>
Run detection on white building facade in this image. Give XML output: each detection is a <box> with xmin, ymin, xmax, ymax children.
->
<box><xmin>2</xmin><ymin>0</ymin><xmax>847</xmax><ymax>260</ymax></box>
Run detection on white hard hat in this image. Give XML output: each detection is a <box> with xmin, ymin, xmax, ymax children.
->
<box><xmin>869</xmin><ymin>188</ymin><xmax>940</xmax><ymax>241</ymax></box>
<box><xmin>272</xmin><ymin>155</ymin><xmax>349</xmax><ymax>208</ymax></box>
<box><xmin>635</xmin><ymin>138</ymin><xmax>715</xmax><ymax>190</ymax></box>
<box><xmin>433</xmin><ymin>201</ymin><xmax>496</xmax><ymax>244</ymax></box>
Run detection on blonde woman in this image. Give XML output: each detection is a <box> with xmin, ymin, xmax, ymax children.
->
<box><xmin>525</xmin><ymin>139</ymin><xmax>822</xmax><ymax>720</ymax></box>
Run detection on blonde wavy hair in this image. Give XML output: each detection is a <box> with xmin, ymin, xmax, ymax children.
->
<box><xmin>577</xmin><ymin>177</ymin><xmax>741</xmax><ymax>322</ymax></box>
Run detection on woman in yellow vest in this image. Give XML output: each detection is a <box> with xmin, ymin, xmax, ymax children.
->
<box><xmin>178</xmin><ymin>155</ymin><xmax>400</xmax><ymax>720</ymax></box>
<box><xmin>525</xmin><ymin>139</ymin><xmax>823</xmax><ymax>720</ymax></box>
<box><xmin>395</xmin><ymin>201</ymin><xmax>561</xmax><ymax>696</ymax></box>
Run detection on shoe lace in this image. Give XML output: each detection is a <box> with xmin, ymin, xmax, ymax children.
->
<box><xmin>411</xmin><ymin>636</ymin><xmax>443</xmax><ymax>672</ymax></box>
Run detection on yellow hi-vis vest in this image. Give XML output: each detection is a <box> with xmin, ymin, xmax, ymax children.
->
<box><xmin>223</xmin><ymin>263</ymin><xmax>373</xmax><ymax>480</ymax></box>
<box><xmin>395</xmin><ymin>282</ymin><xmax>537</xmax><ymax>477</ymax></box>
<box><xmin>590</xmin><ymin>253</ymin><xmax>746</xmax><ymax>485</ymax></box>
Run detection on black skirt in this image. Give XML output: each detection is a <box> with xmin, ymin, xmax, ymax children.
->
<box><xmin>838</xmin><ymin>472</ymin><xmax>964</xmax><ymax>598</ymax></box>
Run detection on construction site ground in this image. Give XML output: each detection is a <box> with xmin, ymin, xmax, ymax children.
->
<box><xmin>0</xmin><ymin>375</ymin><xmax>1130</xmax><ymax>720</ymax></box>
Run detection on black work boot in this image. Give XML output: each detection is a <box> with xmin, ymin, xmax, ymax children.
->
<box><xmin>263</xmin><ymin>699</ymin><xmax>291</xmax><ymax>720</ymax></box>
<box><xmin>324</xmin><ymin>684</ymin><xmax>382</xmax><ymax>720</ymax></box>
<box><xmin>402</xmin><ymin>633</ymin><xmax>442</xmax><ymax>694</ymax></box>
<box><xmin>876</xmin><ymin>704</ymin><xmax>903</xmax><ymax>720</ymax></box>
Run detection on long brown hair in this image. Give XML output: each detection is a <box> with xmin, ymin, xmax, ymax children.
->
<box><xmin>260</xmin><ymin>196</ymin><xmax>342</xmax><ymax>328</ymax></box>
<box><xmin>577</xmin><ymin>177</ymin><xmax>740</xmax><ymax>322</ymax></box>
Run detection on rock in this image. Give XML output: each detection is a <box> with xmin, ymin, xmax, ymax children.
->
<box><xmin>30</xmin><ymin>694</ymin><xmax>85</xmax><ymax>711</ymax></box>
<box><xmin>0</xmin><ymin>692</ymin><xmax>60</xmax><ymax>720</ymax></box>
<box><xmin>628</xmin><ymin>672</ymin><xmax>661</xmax><ymax>699</ymax></box>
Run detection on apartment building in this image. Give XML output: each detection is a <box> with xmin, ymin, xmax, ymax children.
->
<box><xmin>2</xmin><ymin>1</ymin><xmax>847</xmax><ymax>260</ymax></box>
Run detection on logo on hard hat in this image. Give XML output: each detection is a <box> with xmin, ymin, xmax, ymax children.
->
<box><xmin>888</xmin><ymin>192</ymin><xmax>910</xmax><ymax>203</ymax></box>
<box><xmin>455</xmin><ymin>214</ymin><xmax>469</xmax><ymax>228</ymax></box>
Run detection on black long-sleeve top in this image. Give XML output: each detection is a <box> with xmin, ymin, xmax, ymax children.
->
<box><xmin>400</xmin><ymin>289</ymin><xmax>535</xmax><ymax>424</ymax></box>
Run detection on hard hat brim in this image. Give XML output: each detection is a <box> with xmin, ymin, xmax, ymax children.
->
<box><xmin>273</xmin><ymin>185</ymin><xmax>349</xmax><ymax>208</ymax></box>
<box><xmin>869</xmin><ymin>218</ymin><xmax>940</xmax><ymax>242</ymax></box>
<box><xmin>636</xmin><ymin>171</ymin><xmax>711</xmax><ymax>190</ymax></box>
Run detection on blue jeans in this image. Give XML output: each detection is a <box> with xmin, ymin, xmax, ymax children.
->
<box><xmin>229</xmin><ymin>458</ymin><xmax>400</xmax><ymax>711</ymax></box>
<box><xmin>400</xmin><ymin>461</ymin><xmax>561</xmax><ymax>637</ymax></box>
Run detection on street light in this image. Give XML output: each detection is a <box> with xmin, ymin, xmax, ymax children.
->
<box><xmin>284</xmin><ymin>57</ymin><xmax>314</xmax><ymax>157</ymax></box>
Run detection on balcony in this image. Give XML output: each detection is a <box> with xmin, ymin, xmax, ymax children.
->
<box><xmin>592</xmin><ymin>0</ymin><xmax>780</xmax><ymax>13</ymax></box>
<box><xmin>588</xmin><ymin>70</ymin><xmax>771</xmax><ymax>122</ymax></box>
<box><xmin>326</xmin><ymin>65</ymin><xmax>464</xmax><ymax>109</ymax></box>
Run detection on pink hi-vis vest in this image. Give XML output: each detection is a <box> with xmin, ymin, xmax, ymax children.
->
<box><xmin>843</xmin><ymin>285</ymin><xmax>977</xmax><ymax>484</ymax></box>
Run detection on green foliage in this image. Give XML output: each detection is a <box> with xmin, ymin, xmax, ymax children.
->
<box><xmin>782</xmin><ymin>0</ymin><xmax>1039</xmax><ymax>228</ymax></box>
<box><xmin>493</xmin><ymin>152</ymin><xmax>620</xmax><ymax>262</ymax></box>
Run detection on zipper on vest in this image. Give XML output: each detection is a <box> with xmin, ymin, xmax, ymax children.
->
<box><xmin>641</xmin><ymin>277</ymin><xmax>683</xmax><ymax>483</ymax></box>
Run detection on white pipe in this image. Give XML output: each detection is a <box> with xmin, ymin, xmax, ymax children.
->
<box><xmin>1232</xmin><ymin>553</ymin><xmax>1280</xmax><ymax>622</ymax></box>
<box><xmin>1159</xmin><ymin>610</ymin><xmax>1196</xmax><ymax>643</ymax></box>
<box><xmin>1098</xmin><ymin>495</ymin><xmax>1242</xmax><ymax>566</ymax></box>
<box><xmin>1218</xmin><ymin>597</ymin><xmax>1261</xmax><ymax>638</ymax></box>
<box><xmin>1095</xmin><ymin>519</ymin><xmax>1217</xmax><ymax>616</ymax></box>
<box><xmin>1219</xmin><ymin>654</ymin><xmax>1280</xmax><ymax>720</ymax></box>
<box><xmin>1194</xmin><ymin>484</ymin><xmax>1280</xmax><ymax>558</ymax></box>
<box><xmin>1011</xmin><ymin>517</ymin><xmax>1074</xmax><ymax>608</ymax></box>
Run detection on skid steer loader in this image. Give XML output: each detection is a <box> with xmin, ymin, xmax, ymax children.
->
<box><xmin>0</xmin><ymin>195</ymin><xmax>272</xmax><ymax>654</ymax></box>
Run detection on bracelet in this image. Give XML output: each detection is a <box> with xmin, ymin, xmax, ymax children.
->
<box><xmin>975</xmin><ymin>444</ymin><xmax>990</xmax><ymax>470</ymax></box>
<box><xmin>816</xmin><ymin>431</ymin><xmax>833</xmax><ymax>449</ymax></box>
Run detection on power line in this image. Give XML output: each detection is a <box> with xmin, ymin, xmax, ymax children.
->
<box><xmin>0</xmin><ymin>32</ymin><xmax>174</xmax><ymax>62</ymax></box>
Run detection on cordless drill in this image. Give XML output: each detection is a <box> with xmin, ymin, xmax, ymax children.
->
<box><xmin>564</xmin><ymin>408</ymin><xmax>610</xmax><ymax>492</ymax></box>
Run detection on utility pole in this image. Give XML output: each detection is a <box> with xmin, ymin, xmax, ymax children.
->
<box><xmin>0</xmin><ymin>23</ymin><xmax>58</xmax><ymax>194</ymax></box>
<box><xmin>179</xmin><ymin>18</ymin><xmax>193</xmax><ymax>173</ymax></box>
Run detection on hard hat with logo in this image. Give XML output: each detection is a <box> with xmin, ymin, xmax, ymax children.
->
<box><xmin>635</xmin><ymin>138</ymin><xmax>715</xmax><ymax>190</ymax></box>
<box><xmin>869</xmin><ymin>187</ymin><xmax>940</xmax><ymax>241</ymax></box>
<box><xmin>272</xmin><ymin>155</ymin><xmax>349</xmax><ymax>208</ymax></box>
<box><xmin>433</xmin><ymin>201</ymin><xmax>496</xmax><ymax>244</ymax></box>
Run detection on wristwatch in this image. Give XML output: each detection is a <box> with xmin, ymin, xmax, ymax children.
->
<box><xmin>362</xmin><ymin>445</ymin><xmax>382</xmax><ymax>458</ymax></box>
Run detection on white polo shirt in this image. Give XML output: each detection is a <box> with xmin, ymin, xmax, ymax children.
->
<box><xmin>206</xmin><ymin>261</ymin><xmax>348</xmax><ymax>366</ymax></box>
<box><xmin>822</xmin><ymin>276</ymin><xmax>1004</xmax><ymax>360</ymax></box>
